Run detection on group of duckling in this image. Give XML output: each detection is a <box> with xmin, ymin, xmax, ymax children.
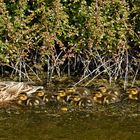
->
<box><xmin>92</xmin><ymin>85</ymin><xmax>121</xmax><ymax>105</ymax></box>
<box><xmin>0</xmin><ymin>81</ymin><xmax>140</xmax><ymax>109</ymax></box>
<box><xmin>52</xmin><ymin>86</ymin><xmax>121</xmax><ymax>107</ymax></box>
<box><xmin>17</xmin><ymin>85</ymin><xmax>122</xmax><ymax>108</ymax></box>
<box><xmin>17</xmin><ymin>85</ymin><xmax>140</xmax><ymax>108</ymax></box>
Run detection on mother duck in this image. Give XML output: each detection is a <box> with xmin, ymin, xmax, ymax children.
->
<box><xmin>0</xmin><ymin>81</ymin><xmax>44</xmax><ymax>103</ymax></box>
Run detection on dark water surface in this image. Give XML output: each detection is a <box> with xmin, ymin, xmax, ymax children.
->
<box><xmin>0</xmin><ymin>76</ymin><xmax>140</xmax><ymax>140</ymax></box>
<box><xmin>0</xmin><ymin>105</ymin><xmax>140</xmax><ymax>140</ymax></box>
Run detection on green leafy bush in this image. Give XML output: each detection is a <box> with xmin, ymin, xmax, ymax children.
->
<box><xmin>0</xmin><ymin>0</ymin><xmax>139</xmax><ymax>83</ymax></box>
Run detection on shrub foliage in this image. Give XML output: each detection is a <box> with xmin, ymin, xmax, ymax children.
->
<box><xmin>0</xmin><ymin>0</ymin><xmax>139</xmax><ymax>82</ymax></box>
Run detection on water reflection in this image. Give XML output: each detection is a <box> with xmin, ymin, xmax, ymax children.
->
<box><xmin>0</xmin><ymin>106</ymin><xmax>140</xmax><ymax>140</ymax></box>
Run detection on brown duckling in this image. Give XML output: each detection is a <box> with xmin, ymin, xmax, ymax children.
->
<box><xmin>74</xmin><ymin>87</ymin><xmax>91</xmax><ymax>96</ymax></box>
<box><xmin>102</xmin><ymin>88</ymin><xmax>120</xmax><ymax>104</ymax></box>
<box><xmin>66</xmin><ymin>92</ymin><xmax>80</xmax><ymax>101</ymax></box>
<box><xmin>43</xmin><ymin>92</ymin><xmax>61</xmax><ymax>105</ymax></box>
<box><xmin>78</xmin><ymin>97</ymin><xmax>93</xmax><ymax>108</ymax></box>
<box><xmin>26</xmin><ymin>96</ymin><xmax>45</xmax><ymax>107</ymax></box>
<box><xmin>103</xmin><ymin>94</ymin><xmax>120</xmax><ymax>105</ymax></box>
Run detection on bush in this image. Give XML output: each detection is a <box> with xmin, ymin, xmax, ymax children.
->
<box><xmin>0</xmin><ymin>0</ymin><xmax>139</xmax><ymax>84</ymax></box>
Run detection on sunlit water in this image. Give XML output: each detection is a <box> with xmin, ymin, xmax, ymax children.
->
<box><xmin>0</xmin><ymin>104</ymin><xmax>140</xmax><ymax>140</ymax></box>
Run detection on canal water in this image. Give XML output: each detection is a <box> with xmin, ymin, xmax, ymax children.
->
<box><xmin>0</xmin><ymin>103</ymin><xmax>140</xmax><ymax>140</ymax></box>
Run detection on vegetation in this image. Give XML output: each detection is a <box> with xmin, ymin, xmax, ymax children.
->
<box><xmin>0</xmin><ymin>0</ymin><xmax>139</xmax><ymax>87</ymax></box>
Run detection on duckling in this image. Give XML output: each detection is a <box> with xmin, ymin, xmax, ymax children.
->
<box><xmin>103</xmin><ymin>94</ymin><xmax>120</xmax><ymax>105</ymax></box>
<box><xmin>56</xmin><ymin>90</ymin><xmax>67</xmax><ymax>104</ymax></box>
<box><xmin>16</xmin><ymin>92</ymin><xmax>28</xmax><ymax>106</ymax></box>
<box><xmin>60</xmin><ymin>107</ymin><xmax>68</xmax><ymax>112</ymax></box>
<box><xmin>78</xmin><ymin>97</ymin><xmax>93</xmax><ymax>108</ymax></box>
<box><xmin>92</xmin><ymin>86</ymin><xmax>107</xmax><ymax>104</ymax></box>
<box><xmin>73</xmin><ymin>94</ymin><xmax>81</xmax><ymax>102</ymax></box>
<box><xmin>34</xmin><ymin>90</ymin><xmax>44</xmax><ymax>96</ymax></box>
<box><xmin>67</xmin><ymin>91</ymin><xmax>82</xmax><ymax>103</ymax></box>
<box><xmin>26</xmin><ymin>96</ymin><xmax>45</xmax><ymax>107</ymax></box>
<box><xmin>102</xmin><ymin>88</ymin><xmax>121</xmax><ymax>104</ymax></box>
<box><xmin>74</xmin><ymin>87</ymin><xmax>91</xmax><ymax>96</ymax></box>
<box><xmin>64</xmin><ymin>87</ymin><xmax>76</xmax><ymax>93</ymax></box>
<box><xmin>44</xmin><ymin>92</ymin><xmax>60</xmax><ymax>105</ymax></box>
<box><xmin>127</xmin><ymin>87</ymin><xmax>139</xmax><ymax>100</ymax></box>
<box><xmin>93</xmin><ymin>91</ymin><xmax>104</xmax><ymax>104</ymax></box>
<box><xmin>68</xmin><ymin>93</ymin><xmax>81</xmax><ymax>106</ymax></box>
<box><xmin>98</xmin><ymin>85</ymin><xmax>107</xmax><ymax>94</ymax></box>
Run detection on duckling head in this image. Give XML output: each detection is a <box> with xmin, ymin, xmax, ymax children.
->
<box><xmin>36</xmin><ymin>90</ymin><xmax>45</xmax><ymax>97</ymax></box>
<box><xmin>127</xmin><ymin>87</ymin><xmax>139</xmax><ymax>100</ymax></box>
<box><xmin>17</xmin><ymin>92</ymin><xmax>28</xmax><ymax>105</ymax></box>
<box><xmin>57</xmin><ymin>90</ymin><xmax>66</xmax><ymax>97</ymax></box>
<box><xmin>73</xmin><ymin>96</ymin><xmax>81</xmax><ymax>102</ymax></box>
<box><xmin>95</xmin><ymin>91</ymin><xmax>103</xmax><ymax>98</ymax></box>
<box><xmin>19</xmin><ymin>93</ymin><xmax>28</xmax><ymax>101</ymax></box>
<box><xmin>129</xmin><ymin>89</ymin><xmax>138</xmax><ymax>95</ymax></box>
<box><xmin>98</xmin><ymin>85</ymin><xmax>107</xmax><ymax>93</ymax></box>
<box><xmin>93</xmin><ymin>91</ymin><xmax>103</xmax><ymax>104</ymax></box>
<box><xmin>78</xmin><ymin>97</ymin><xmax>93</xmax><ymax>108</ymax></box>
<box><xmin>65</xmin><ymin>87</ymin><xmax>76</xmax><ymax>93</ymax></box>
<box><xmin>26</xmin><ymin>97</ymin><xmax>43</xmax><ymax>106</ymax></box>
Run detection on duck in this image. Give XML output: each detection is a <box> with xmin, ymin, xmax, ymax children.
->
<box><xmin>0</xmin><ymin>81</ymin><xmax>44</xmax><ymax>103</ymax></box>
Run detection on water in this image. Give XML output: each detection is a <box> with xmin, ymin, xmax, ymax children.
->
<box><xmin>0</xmin><ymin>105</ymin><xmax>140</xmax><ymax>140</ymax></box>
<box><xmin>0</xmin><ymin>77</ymin><xmax>140</xmax><ymax>140</ymax></box>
